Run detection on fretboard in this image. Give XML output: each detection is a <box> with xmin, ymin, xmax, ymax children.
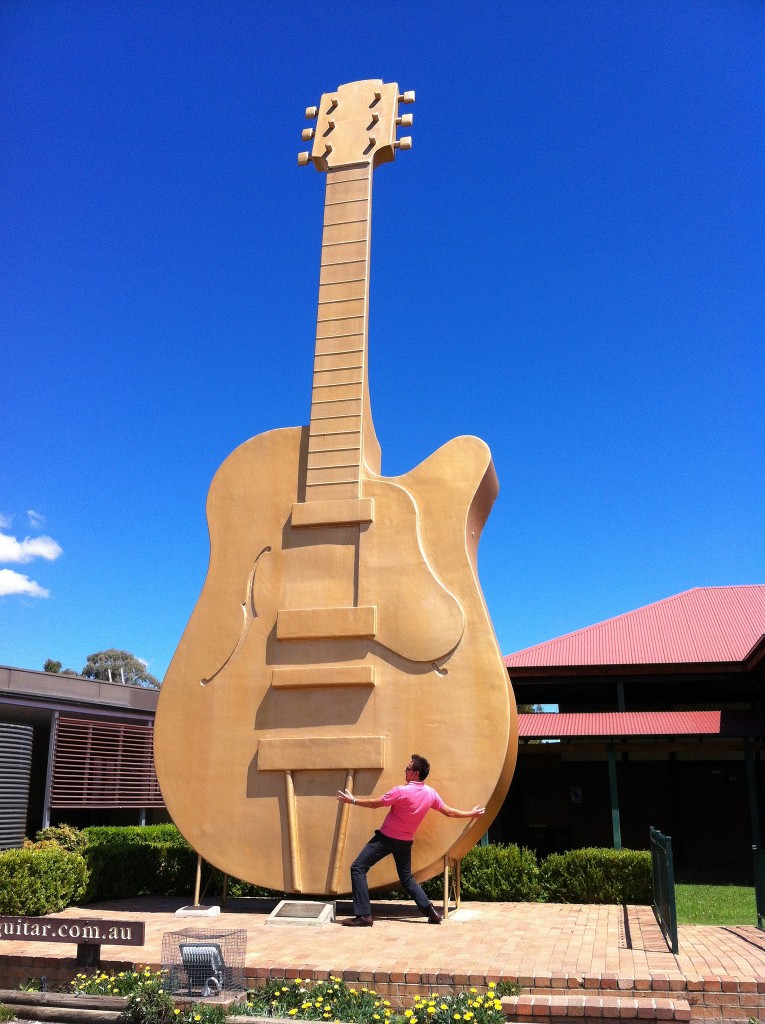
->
<box><xmin>305</xmin><ymin>165</ymin><xmax>375</xmax><ymax>502</ymax></box>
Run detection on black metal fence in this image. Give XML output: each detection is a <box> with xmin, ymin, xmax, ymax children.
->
<box><xmin>650</xmin><ymin>826</ymin><xmax>678</xmax><ymax>954</ymax></box>
<box><xmin>754</xmin><ymin>846</ymin><xmax>765</xmax><ymax>930</ymax></box>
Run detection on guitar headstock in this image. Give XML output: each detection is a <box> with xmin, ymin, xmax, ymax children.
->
<box><xmin>298</xmin><ymin>79</ymin><xmax>414</xmax><ymax>172</ymax></box>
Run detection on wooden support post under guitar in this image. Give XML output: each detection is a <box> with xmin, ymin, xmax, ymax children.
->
<box><xmin>154</xmin><ymin>79</ymin><xmax>518</xmax><ymax>896</ymax></box>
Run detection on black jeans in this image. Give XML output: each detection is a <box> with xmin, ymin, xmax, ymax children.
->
<box><xmin>349</xmin><ymin>830</ymin><xmax>432</xmax><ymax>917</ymax></box>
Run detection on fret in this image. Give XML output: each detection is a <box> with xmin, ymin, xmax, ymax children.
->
<box><xmin>308</xmin><ymin>441</ymin><xmax>361</xmax><ymax>455</ymax></box>
<box><xmin>315</xmin><ymin>313</ymin><xmax>366</xmax><ymax>325</ymax></box>
<box><xmin>313</xmin><ymin>362</ymin><xmax>363</xmax><ymax>376</ymax></box>
<box><xmin>312</xmin><ymin>373</ymin><xmax>363</xmax><ymax>387</ymax></box>
<box><xmin>309</xmin><ymin>428</ymin><xmax>361</xmax><ymax>439</ymax></box>
<box><xmin>309</xmin><ymin>415</ymin><xmax>362</xmax><ymax>430</ymax></box>
<box><xmin>305</xmin><ymin>479</ymin><xmax>360</xmax><ymax>486</ymax></box>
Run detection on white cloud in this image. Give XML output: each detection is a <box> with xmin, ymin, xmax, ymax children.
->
<box><xmin>0</xmin><ymin>533</ymin><xmax>63</xmax><ymax>564</ymax></box>
<box><xmin>27</xmin><ymin>510</ymin><xmax>46</xmax><ymax>529</ymax></box>
<box><xmin>0</xmin><ymin>569</ymin><xmax>50</xmax><ymax>598</ymax></box>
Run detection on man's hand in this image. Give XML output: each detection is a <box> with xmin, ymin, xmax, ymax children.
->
<box><xmin>471</xmin><ymin>806</ymin><xmax>486</xmax><ymax>817</ymax></box>
<box><xmin>337</xmin><ymin>789</ymin><xmax>355</xmax><ymax>804</ymax></box>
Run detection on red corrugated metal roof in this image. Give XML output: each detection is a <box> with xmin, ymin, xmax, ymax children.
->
<box><xmin>518</xmin><ymin>710</ymin><xmax>765</xmax><ymax>738</ymax></box>
<box><xmin>506</xmin><ymin>586</ymin><xmax>765</xmax><ymax>669</ymax></box>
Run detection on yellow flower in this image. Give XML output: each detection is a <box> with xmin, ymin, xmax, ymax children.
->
<box><xmin>488</xmin><ymin>982</ymin><xmax>496</xmax><ymax>989</ymax></box>
<box><xmin>405</xmin><ymin>1011</ymin><xmax>413</xmax><ymax>1018</ymax></box>
<box><xmin>464</xmin><ymin>1014</ymin><xmax>473</xmax><ymax>1020</ymax></box>
<box><xmin>427</xmin><ymin>1009</ymin><xmax>436</xmax><ymax>1015</ymax></box>
<box><xmin>194</xmin><ymin>1016</ymin><xmax>201</xmax><ymax>1022</ymax></box>
<box><xmin>440</xmin><ymin>1006</ymin><xmax>447</xmax><ymax>1011</ymax></box>
<box><xmin>289</xmin><ymin>1011</ymin><xmax>298</xmax><ymax>1017</ymax></box>
<box><xmin>493</xmin><ymin>1001</ymin><xmax>502</xmax><ymax>1010</ymax></box>
<box><xmin>454</xmin><ymin>1015</ymin><xmax>461</xmax><ymax>1020</ymax></box>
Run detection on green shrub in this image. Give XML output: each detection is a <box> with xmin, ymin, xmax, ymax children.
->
<box><xmin>84</xmin><ymin>842</ymin><xmax>198</xmax><ymax>901</ymax></box>
<box><xmin>0</xmin><ymin>847</ymin><xmax>88</xmax><ymax>915</ymax></box>
<box><xmin>539</xmin><ymin>847</ymin><xmax>651</xmax><ymax>904</ymax></box>
<box><xmin>0</xmin><ymin>1004</ymin><xmax>16</xmax><ymax>1023</ymax></box>
<box><xmin>82</xmin><ymin>826</ymin><xmax>279</xmax><ymax>901</ymax></box>
<box><xmin>422</xmin><ymin>843</ymin><xmax>541</xmax><ymax>901</ymax></box>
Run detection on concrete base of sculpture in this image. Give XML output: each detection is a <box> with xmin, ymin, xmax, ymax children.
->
<box><xmin>265</xmin><ymin>900</ymin><xmax>335</xmax><ymax>927</ymax></box>
<box><xmin>174</xmin><ymin>905</ymin><xmax>221</xmax><ymax>918</ymax></box>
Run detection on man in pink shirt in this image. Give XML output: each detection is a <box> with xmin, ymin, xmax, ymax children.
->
<box><xmin>336</xmin><ymin>753</ymin><xmax>485</xmax><ymax>926</ymax></box>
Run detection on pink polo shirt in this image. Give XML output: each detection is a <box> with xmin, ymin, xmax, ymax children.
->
<box><xmin>379</xmin><ymin>781</ymin><xmax>444</xmax><ymax>841</ymax></box>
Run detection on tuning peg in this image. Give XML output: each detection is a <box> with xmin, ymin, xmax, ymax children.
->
<box><xmin>301</xmin><ymin>128</ymin><xmax>315</xmax><ymax>141</ymax></box>
<box><xmin>369</xmin><ymin>135</ymin><xmax>377</xmax><ymax>146</ymax></box>
<box><xmin>399</xmin><ymin>91</ymin><xmax>415</xmax><ymax>104</ymax></box>
<box><xmin>395</xmin><ymin>136</ymin><xmax>413</xmax><ymax>150</ymax></box>
<box><xmin>297</xmin><ymin>152</ymin><xmax>313</xmax><ymax>166</ymax></box>
<box><xmin>328</xmin><ymin>97</ymin><xmax>338</xmax><ymax>111</ymax></box>
<box><xmin>327</xmin><ymin>118</ymin><xmax>336</xmax><ymax>130</ymax></box>
<box><xmin>396</xmin><ymin>114</ymin><xmax>413</xmax><ymax>127</ymax></box>
<box><xmin>305</xmin><ymin>106</ymin><xmax>318</xmax><ymax>120</ymax></box>
<box><xmin>371</xmin><ymin>113</ymin><xmax>380</xmax><ymax>124</ymax></box>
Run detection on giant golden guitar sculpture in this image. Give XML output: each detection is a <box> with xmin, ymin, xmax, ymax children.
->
<box><xmin>154</xmin><ymin>79</ymin><xmax>518</xmax><ymax>895</ymax></box>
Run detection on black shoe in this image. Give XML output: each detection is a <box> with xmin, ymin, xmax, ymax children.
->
<box><xmin>341</xmin><ymin>915</ymin><xmax>373</xmax><ymax>927</ymax></box>
<box><xmin>425</xmin><ymin>905</ymin><xmax>442</xmax><ymax>924</ymax></box>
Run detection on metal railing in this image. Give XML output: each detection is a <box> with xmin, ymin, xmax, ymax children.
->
<box><xmin>754</xmin><ymin>846</ymin><xmax>765</xmax><ymax>930</ymax></box>
<box><xmin>650</xmin><ymin>826</ymin><xmax>678</xmax><ymax>954</ymax></box>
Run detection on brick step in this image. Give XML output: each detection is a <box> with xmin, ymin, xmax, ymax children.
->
<box><xmin>500</xmin><ymin>993</ymin><xmax>692</xmax><ymax>1022</ymax></box>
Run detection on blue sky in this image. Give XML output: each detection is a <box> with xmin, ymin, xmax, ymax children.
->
<box><xmin>2</xmin><ymin>1</ymin><xmax>762</xmax><ymax>680</ymax></box>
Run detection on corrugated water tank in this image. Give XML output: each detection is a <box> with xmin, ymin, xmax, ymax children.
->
<box><xmin>0</xmin><ymin>722</ymin><xmax>33</xmax><ymax>850</ymax></box>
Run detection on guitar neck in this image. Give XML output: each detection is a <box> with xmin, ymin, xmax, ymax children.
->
<box><xmin>305</xmin><ymin>164</ymin><xmax>380</xmax><ymax>502</ymax></box>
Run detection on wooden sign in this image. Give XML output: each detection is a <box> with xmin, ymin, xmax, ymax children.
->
<box><xmin>154</xmin><ymin>79</ymin><xmax>518</xmax><ymax>895</ymax></box>
<box><xmin>0</xmin><ymin>916</ymin><xmax>144</xmax><ymax>946</ymax></box>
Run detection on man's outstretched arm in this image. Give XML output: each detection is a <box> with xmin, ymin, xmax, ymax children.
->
<box><xmin>337</xmin><ymin>789</ymin><xmax>387</xmax><ymax>809</ymax></box>
<box><xmin>437</xmin><ymin>803</ymin><xmax>485</xmax><ymax>819</ymax></box>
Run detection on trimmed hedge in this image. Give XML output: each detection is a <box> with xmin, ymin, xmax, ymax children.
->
<box><xmin>83</xmin><ymin>827</ymin><xmax>196</xmax><ymax>901</ymax></box>
<box><xmin>423</xmin><ymin>842</ymin><xmax>541</xmax><ymax>901</ymax></box>
<box><xmin>84</xmin><ymin>824</ymin><xmax>186</xmax><ymax>847</ymax></box>
<box><xmin>0</xmin><ymin>847</ymin><xmax>88</xmax><ymax>915</ymax></box>
<box><xmin>539</xmin><ymin>847</ymin><xmax>652</xmax><ymax>904</ymax></box>
<box><xmin>41</xmin><ymin>826</ymin><xmax>650</xmax><ymax>906</ymax></box>
<box><xmin>81</xmin><ymin>825</ymin><xmax>277</xmax><ymax>901</ymax></box>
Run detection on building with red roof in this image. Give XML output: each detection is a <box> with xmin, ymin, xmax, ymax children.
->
<box><xmin>496</xmin><ymin>586</ymin><xmax>765</xmax><ymax>879</ymax></box>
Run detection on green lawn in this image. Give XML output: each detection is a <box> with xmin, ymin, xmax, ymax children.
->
<box><xmin>675</xmin><ymin>883</ymin><xmax>757</xmax><ymax>926</ymax></box>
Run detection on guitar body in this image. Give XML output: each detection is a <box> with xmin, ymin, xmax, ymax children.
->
<box><xmin>154</xmin><ymin>426</ymin><xmax>516</xmax><ymax>893</ymax></box>
<box><xmin>154</xmin><ymin>79</ymin><xmax>518</xmax><ymax>895</ymax></box>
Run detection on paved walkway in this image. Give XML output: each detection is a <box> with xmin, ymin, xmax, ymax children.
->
<box><xmin>1</xmin><ymin>897</ymin><xmax>764</xmax><ymax>986</ymax></box>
